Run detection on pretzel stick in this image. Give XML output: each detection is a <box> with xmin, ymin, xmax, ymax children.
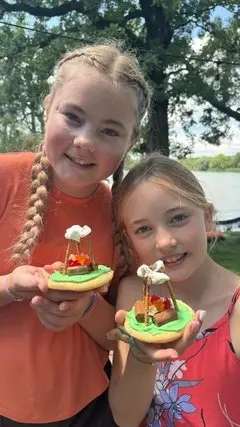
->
<box><xmin>144</xmin><ymin>277</ymin><xmax>152</xmax><ymax>325</ymax></box>
<box><xmin>166</xmin><ymin>281</ymin><xmax>178</xmax><ymax>311</ymax></box>
<box><xmin>63</xmin><ymin>240</ymin><xmax>72</xmax><ymax>274</ymax></box>
<box><xmin>75</xmin><ymin>242</ymin><xmax>80</xmax><ymax>255</ymax></box>
<box><xmin>88</xmin><ymin>238</ymin><xmax>97</xmax><ymax>270</ymax></box>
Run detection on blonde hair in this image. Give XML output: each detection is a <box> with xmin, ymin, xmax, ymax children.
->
<box><xmin>12</xmin><ymin>43</ymin><xmax>150</xmax><ymax>265</ymax></box>
<box><xmin>109</xmin><ymin>152</ymin><xmax>211</xmax><ymax>302</ymax></box>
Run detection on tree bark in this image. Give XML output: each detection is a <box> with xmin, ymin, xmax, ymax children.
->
<box><xmin>139</xmin><ymin>1</ymin><xmax>173</xmax><ymax>155</ymax></box>
<box><xmin>147</xmin><ymin>97</ymin><xmax>169</xmax><ymax>156</ymax></box>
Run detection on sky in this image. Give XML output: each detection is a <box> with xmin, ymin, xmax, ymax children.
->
<box><xmin>211</xmin><ymin>6</ymin><xmax>233</xmax><ymax>21</ymax></box>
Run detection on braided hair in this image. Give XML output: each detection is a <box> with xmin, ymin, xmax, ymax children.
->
<box><xmin>11</xmin><ymin>153</ymin><xmax>52</xmax><ymax>265</ymax></box>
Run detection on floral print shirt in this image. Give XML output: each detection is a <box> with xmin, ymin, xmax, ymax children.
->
<box><xmin>146</xmin><ymin>288</ymin><xmax>240</xmax><ymax>427</ymax></box>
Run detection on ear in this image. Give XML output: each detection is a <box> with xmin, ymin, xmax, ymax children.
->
<box><xmin>128</xmin><ymin>126</ymin><xmax>139</xmax><ymax>151</ymax></box>
<box><xmin>204</xmin><ymin>204</ymin><xmax>214</xmax><ymax>232</ymax></box>
<box><xmin>43</xmin><ymin>94</ymin><xmax>50</xmax><ymax>110</ymax></box>
<box><xmin>129</xmin><ymin>134</ymin><xmax>138</xmax><ymax>150</ymax></box>
<box><xmin>43</xmin><ymin>95</ymin><xmax>51</xmax><ymax>122</ymax></box>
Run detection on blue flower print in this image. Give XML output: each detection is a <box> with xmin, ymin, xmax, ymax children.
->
<box><xmin>147</xmin><ymin>406</ymin><xmax>162</xmax><ymax>427</ymax></box>
<box><xmin>160</xmin><ymin>384</ymin><xmax>196</xmax><ymax>423</ymax></box>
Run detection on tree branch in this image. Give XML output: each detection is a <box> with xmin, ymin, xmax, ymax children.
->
<box><xmin>201</xmin><ymin>94</ymin><xmax>240</xmax><ymax>121</ymax></box>
<box><xmin>185</xmin><ymin>62</ymin><xmax>240</xmax><ymax>122</ymax></box>
<box><xmin>90</xmin><ymin>8</ymin><xmax>143</xmax><ymax>30</ymax></box>
<box><xmin>0</xmin><ymin>0</ymin><xmax>143</xmax><ymax>21</ymax></box>
<box><xmin>124</xmin><ymin>9</ymin><xmax>143</xmax><ymax>22</ymax></box>
<box><xmin>0</xmin><ymin>0</ymin><xmax>85</xmax><ymax>17</ymax></box>
<box><xmin>173</xmin><ymin>4</ymin><xmax>226</xmax><ymax>31</ymax></box>
<box><xmin>167</xmin><ymin>67</ymin><xmax>187</xmax><ymax>77</ymax></box>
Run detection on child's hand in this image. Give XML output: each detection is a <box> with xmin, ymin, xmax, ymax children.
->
<box><xmin>30</xmin><ymin>261</ymin><xmax>109</xmax><ymax>331</ymax></box>
<box><xmin>44</xmin><ymin>261</ymin><xmax>63</xmax><ymax>275</ymax></box>
<box><xmin>107</xmin><ymin>309</ymin><xmax>205</xmax><ymax>363</ymax></box>
<box><xmin>7</xmin><ymin>265</ymin><xmax>49</xmax><ymax>301</ymax></box>
<box><xmin>30</xmin><ymin>292</ymin><xmax>95</xmax><ymax>331</ymax></box>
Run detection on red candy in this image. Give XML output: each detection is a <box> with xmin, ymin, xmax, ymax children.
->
<box><xmin>68</xmin><ymin>259</ymin><xmax>79</xmax><ymax>267</ymax></box>
<box><xmin>150</xmin><ymin>295</ymin><xmax>172</xmax><ymax>311</ymax></box>
<box><xmin>163</xmin><ymin>297</ymin><xmax>171</xmax><ymax>309</ymax></box>
<box><xmin>150</xmin><ymin>294</ymin><xmax>160</xmax><ymax>303</ymax></box>
<box><xmin>68</xmin><ymin>253</ymin><xmax>91</xmax><ymax>267</ymax></box>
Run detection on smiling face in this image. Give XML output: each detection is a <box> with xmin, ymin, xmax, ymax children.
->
<box><xmin>121</xmin><ymin>180</ymin><xmax>213</xmax><ymax>284</ymax></box>
<box><xmin>44</xmin><ymin>65</ymin><xmax>136</xmax><ymax>197</ymax></box>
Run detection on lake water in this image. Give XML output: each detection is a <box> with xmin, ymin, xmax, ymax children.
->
<box><xmin>193</xmin><ymin>171</ymin><xmax>240</xmax><ymax>224</ymax></box>
<box><xmin>110</xmin><ymin>170</ymin><xmax>240</xmax><ymax>229</ymax></box>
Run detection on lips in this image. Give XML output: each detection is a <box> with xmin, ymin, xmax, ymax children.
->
<box><xmin>162</xmin><ymin>253</ymin><xmax>187</xmax><ymax>266</ymax></box>
<box><xmin>64</xmin><ymin>153</ymin><xmax>95</xmax><ymax>167</ymax></box>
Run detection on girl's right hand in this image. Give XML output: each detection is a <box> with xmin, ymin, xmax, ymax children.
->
<box><xmin>107</xmin><ymin>309</ymin><xmax>205</xmax><ymax>363</ymax></box>
<box><xmin>7</xmin><ymin>265</ymin><xmax>48</xmax><ymax>300</ymax></box>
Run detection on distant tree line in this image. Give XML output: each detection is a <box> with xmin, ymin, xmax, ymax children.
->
<box><xmin>181</xmin><ymin>153</ymin><xmax>240</xmax><ymax>171</ymax></box>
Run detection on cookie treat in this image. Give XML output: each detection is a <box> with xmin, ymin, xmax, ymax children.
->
<box><xmin>48</xmin><ymin>225</ymin><xmax>113</xmax><ymax>292</ymax></box>
<box><xmin>124</xmin><ymin>261</ymin><xmax>194</xmax><ymax>343</ymax></box>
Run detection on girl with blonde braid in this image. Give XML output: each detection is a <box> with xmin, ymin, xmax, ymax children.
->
<box><xmin>0</xmin><ymin>43</ymin><xmax>150</xmax><ymax>427</ymax></box>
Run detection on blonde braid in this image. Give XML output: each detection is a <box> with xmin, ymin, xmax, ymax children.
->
<box><xmin>11</xmin><ymin>153</ymin><xmax>52</xmax><ymax>265</ymax></box>
<box><xmin>111</xmin><ymin>161</ymin><xmax>124</xmax><ymax>198</ymax></box>
<box><xmin>116</xmin><ymin>228</ymin><xmax>134</xmax><ymax>281</ymax></box>
<box><xmin>57</xmin><ymin>51</ymin><xmax>99</xmax><ymax>69</ymax></box>
<box><xmin>108</xmin><ymin>226</ymin><xmax>135</xmax><ymax>305</ymax></box>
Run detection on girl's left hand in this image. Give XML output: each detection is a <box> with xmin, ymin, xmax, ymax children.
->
<box><xmin>30</xmin><ymin>292</ymin><xmax>94</xmax><ymax>331</ymax></box>
<box><xmin>30</xmin><ymin>261</ymin><xmax>107</xmax><ymax>331</ymax></box>
<box><xmin>107</xmin><ymin>309</ymin><xmax>205</xmax><ymax>362</ymax></box>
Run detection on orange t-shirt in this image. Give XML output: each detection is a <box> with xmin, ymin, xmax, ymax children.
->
<box><xmin>0</xmin><ymin>152</ymin><xmax>115</xmax><ymax>423</ymax></box>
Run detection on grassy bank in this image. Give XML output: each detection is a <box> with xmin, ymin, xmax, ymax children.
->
<box><xmin>210</xmin><ymin>232</ymin><xmax>240</xmax><ymax>273</ymax></box>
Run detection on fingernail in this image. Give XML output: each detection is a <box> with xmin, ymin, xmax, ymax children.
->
<box><xmin>170</xmin><ymin>350</ymin><xmax>178</xmax><ymax>359</ymax></box>
<box><xmin>59</xmin><ymin>302</ymin><xmax>70</xmax><ymax>311</ymax></box>
<box><xmin>199</xmin><ymin>310</ymin><xmax>206</xmax><ymax>322</ymax></box>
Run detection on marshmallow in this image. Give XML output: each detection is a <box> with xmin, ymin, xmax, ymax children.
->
<box><xmin>65</xmin><ymin>225</ymin><xmax>91</xmax><ymax>242</ymax></box>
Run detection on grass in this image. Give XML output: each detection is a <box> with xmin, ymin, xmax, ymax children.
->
<box><xmin>210</xmin><ymin>232</ymin><xmax>240</xmax><ymax>273</ymax></box>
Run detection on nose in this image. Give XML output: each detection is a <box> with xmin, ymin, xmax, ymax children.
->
<box><xmin>155</xmin><ymin>228</ymin><xmax>177</xmax><ymax>252</ymax></box>
<box><xmin>73</xmin><ymin>126</ymin><xmax>95</xmax><ymax>151</ymax></box>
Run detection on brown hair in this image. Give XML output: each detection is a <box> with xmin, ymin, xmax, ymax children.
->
<box><xmin>109</xmin><ymin>152</ymin><xmax>211</xmax><ymax>303</ymax></box>
<box><xmin>11</xmin><ymin>43</ymin><xmax>150</xmax><ymax>265</ymax></box>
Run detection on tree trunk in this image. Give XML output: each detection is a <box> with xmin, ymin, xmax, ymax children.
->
<box><xmin>147</xmin><ymin>97</ymin><xmax>169</xmax><ymax>156</ymax></box>
<box><xmin>140</xmin><ymin>1</ymin><xmax>173</xmax><ymax>156</ymax></box>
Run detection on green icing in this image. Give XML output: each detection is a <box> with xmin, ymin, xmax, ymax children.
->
<box><xmin>127</xmin><ymin>300</ymin><xmax>193</xmax><ymax>335</ymax></box>
<box><xmin>50</xmin><ymin>265</ymin><xmax>111</xmax><ymax>283</ymax></box>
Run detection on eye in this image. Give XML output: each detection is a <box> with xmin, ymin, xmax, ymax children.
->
<box><xmin>170</xmin><ymin>213</ymin><xmax>188</xmax><ymax>225</ymax></box>
<box><xmin>135</xmin><ymin>225</ymin><xmax>151</xmax><ymax>235</ymax></box>
<box><xmin>65</xmin><ymin>112</ymin><xmax>81</xmax><ymax>123</ymax></box>
<box><xmin>102</xmin><ymin>128</ymin><xmax>119</xmax><ymax>137</ymax></box>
